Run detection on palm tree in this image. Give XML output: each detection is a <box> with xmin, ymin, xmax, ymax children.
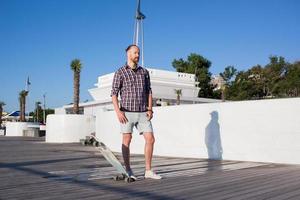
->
<box><xmin>35</xmin><ymin>101</ymin><xmax>41</xmax><ymax>122</ymax></box>
<box><xmin>0</xmin><ymin>101</ymin><xmax>5</xmax><ymax>127</ymax></box>
<box><xmin>174</xmin><ymin>89</ymin><xmax>182</xmax><ymax>105</ymax></box>
<box><xmin>19</xmin><ymin>90</ymin><xmax>28</xmax><ymax>122</ymax></box>
<box><xmin>70</xmin><ymin>59</ymin><xmax>82</xmax><ymax>114</ymax></box>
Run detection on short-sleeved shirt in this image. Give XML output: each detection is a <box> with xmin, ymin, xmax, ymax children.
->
<box><xmin>111</xmin><ymin>64</ymin><xmax>152</xmax><ymax>112</ymax></box>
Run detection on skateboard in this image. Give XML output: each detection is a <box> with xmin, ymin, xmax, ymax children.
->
<box><xmin>80</xmin><ymin>135</ymin><xmax>136</xmax><ymax>183</ymax></box>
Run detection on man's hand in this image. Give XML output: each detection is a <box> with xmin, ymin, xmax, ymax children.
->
<box><xmin>146</xmin><ymin>110</ymin><xmax>153</xmax><ymax>121</ymax></box>
<box><xmin>117</xmin><ymin>110</ymin><xmax>128</xmax><ymax>124</ymax></box>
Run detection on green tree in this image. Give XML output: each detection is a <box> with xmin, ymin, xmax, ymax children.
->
<box><xmin>19</xmin><ymin>90</ymin><xmax>28</xmax><ymax>122</ymax></box>
<box><xmin>30</xmin><ymin>108</ymin><xmax>54</xmax><ymax>123</ymax></box>
<box><xmin>219</xmin><ymin>66</ymin><xmax>237</xmax><ymax>101</ymax></box>
<box><xmin>226</xmin><ymin>71</ymin><xmax>250</xmax><ymax>100</ymax></box>
<box><xmin>226</xmin><ymin>56</ymin><xmax>295</xmax><ymax>101</ymax></box>
<box><xmin>70</xmin><ymin>59</ymin><xmax>82</xmax><ymax>114</ymax></box>
<box><xmin>248</xmin><ymin>65</ymin><xmax>268</xmax><ymax>99</ymax></box>
<box><xmin>220</xmin><ymin>66</ymin><xmax>237</xmax><ymax>84</ymax></box>
<box><xmin>172</xmin><ymin>53</ymin><xmax>214</xmax><ymax>98</ymax></box>
<box><xmin>34</xmin><ymin>102</ymin><xmax>42</xmax><ymax>122</ymax></box>
<box><xmin>226</xmin><ymin>65</ymin><xmax>267</xmax><ymax>100</ymax></box>
<box><xmin>264</xmin><ymin>56</ymin><xmax>289</xmax><ymax>97</ymax></box>
<box><xmin>282</xmin><ymin>61</ymin><xmax>300</xmax><ymax>97</ymax></box>
<box><xmin>0</xmin><ymin>101</ymin><xmax>5</xmax><ymax>127</ymax></box>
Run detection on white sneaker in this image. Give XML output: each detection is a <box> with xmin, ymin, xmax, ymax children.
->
<box><xmin>144</xmin><ymin>170</ymin><xmax>162</xmax><ymax>179</ymax></box>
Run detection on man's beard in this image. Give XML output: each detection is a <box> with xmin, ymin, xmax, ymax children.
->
<box><xmin>133</xmin><ymin>57</ymin><xmax>139</xmax><ymax>63</ymax></box>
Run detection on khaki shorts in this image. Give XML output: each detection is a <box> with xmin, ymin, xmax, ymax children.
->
<box><xmin>120</xmin><ymin>112</ymin><xmax>153</xmax><ymax>135</ymax></box>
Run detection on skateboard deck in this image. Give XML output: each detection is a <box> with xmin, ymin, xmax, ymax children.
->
<box><xmin>81</xmin><ymin>135</ymin><xmax>136</xmax><ymax>182</ymax></box>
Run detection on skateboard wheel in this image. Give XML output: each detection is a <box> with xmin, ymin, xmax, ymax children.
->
<box><xmin>114</xmin><ymin>174</ymin><xmax>125</xmax><ymax>181</ymax></box>
<box><xmin>88</xmin><ymin>139</ymin><xmax>94</xmax><ymax>146</ymax></box>
<box><xmin>125</xmin><ymin>177</ymin><xmax>135</xmax><ymax>183</ymax></box>
<box><xmin>93</xmin><ymin>141</ymin><xmax>99</xmax><ymax>147</ymax></box>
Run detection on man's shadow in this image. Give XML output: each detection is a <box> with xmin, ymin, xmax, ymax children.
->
<box><xmin>205</xmin><ymin>111</ymin><xmax>223</xmax><ymax>160</ymax></box>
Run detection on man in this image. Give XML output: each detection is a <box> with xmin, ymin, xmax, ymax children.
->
<box><xmin>111</xmin><ymin>44</ymin><xmax>161</xmax><ymax>180</ymax></box>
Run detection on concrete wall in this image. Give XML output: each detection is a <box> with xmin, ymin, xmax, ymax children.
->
<box><xmin>84</xmin><ymin>104</ymin><xmax>114</xmax><ymax>116</ymax></box>
<box><xmin>54</xmin><ymin>107</ymin><xmax>66</xmax><ymax>114</ymax></box>
<box><xmin>6</xmin><ymin>122</ymin><xmax>39</xmax><ymax>136</ymax></box>
<box><xmin>46</xmin><ymin>114</ymin><xmax>95</xmax><ymax>143</ymax></box>
<box><xmin>96</xmin><ymin>98</ymin><xmax>300</xmax><ymax>165</ymax></box>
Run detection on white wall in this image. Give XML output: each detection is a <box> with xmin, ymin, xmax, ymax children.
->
<box><xmin>6</xmin><ymin>122</ymin><xmax>40</xmax><ymax>136</ymax></box>
<box><xmin>46</xmin><ymin>114</ymin><xmax>95</xmax><ymax>143</ymax></box>
<box><xmin>54</xmin><ymin>107</ymin><xmax>66</xmax><ymax>114</ymax></box>
<box><xmin>84</xmin><ymin>104</ymin><xmax>114</xmax><ymax>116</ymax></box>
<box><xmin>96</xmin><ymin>98</ymin><xmax>300</xmax><ymax>165</ymax></box>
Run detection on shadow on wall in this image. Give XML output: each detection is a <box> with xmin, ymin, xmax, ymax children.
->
<box><xmin>205</xmin><ymin>111</ymin><xmax>223</xmax><ymax>160</ymax></box>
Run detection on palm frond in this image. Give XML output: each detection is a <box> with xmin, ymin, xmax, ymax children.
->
<box><xmin>70</xmin><ymin>59</ymin><xmax>82</xmax><ymax>72</ymax></box>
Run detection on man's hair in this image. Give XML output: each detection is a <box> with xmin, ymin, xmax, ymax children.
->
<box><xmin>125</xmin><ymin>44</ymin><xmax>139</xmax><ymax>52</ymax></box>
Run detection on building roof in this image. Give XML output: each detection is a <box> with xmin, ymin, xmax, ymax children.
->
<box><xmin>5</xmin><ymin>111</ymin><xmax>20</xmax><ymax>117</ymax></box>
<box><xmin>2</xmin><ymin>111</ymin><xmax>32</xmax><ymax>120</ymax></box>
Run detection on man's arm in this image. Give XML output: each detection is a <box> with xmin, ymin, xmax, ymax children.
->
<box><xmin>146</xmin><ymin>70</ymin><xmax>153</xmax><ymax>120</ymax></box>
<box><xmin>147</xmin><ymin>93</ymin><xmax>153</xmax><ymax>121</ymax></box>
<box><xmin>112</xmin><ymin>95</ymin><xmax>128</xmax><ymax>124</ymax></box>
<box><xmin>111</xmin><ymin>71</ymin><xmax>127</xmax><ymax>124</ymax></box>
<box><xmin>112</xmin><ymin>95</ymin><xmax>120</xmax><ymax>112</ymax></box>
<box><xmin>147</xmin><ymin>93</ymin><xmax>153</xmax><ymax>111</ymax></box>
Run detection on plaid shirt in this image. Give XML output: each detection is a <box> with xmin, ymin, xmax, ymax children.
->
<box><xmin>111</xmin><ymin>64</ymin><xmax>152</xmax><ymax>112</ymax></box>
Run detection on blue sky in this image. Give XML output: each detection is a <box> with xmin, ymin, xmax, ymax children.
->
<box><xmin>0</xmin><ymin>0</ymin><xmax>299</xmax><ymax>112</ymax></box>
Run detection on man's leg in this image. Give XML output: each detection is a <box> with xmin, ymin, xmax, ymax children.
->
<box><xmin>122</xmin><ymin>133</ymin><xmax>132</xmax><ymax>171</ymax></box>
<box><xmin>143</xmin><ymin>132</ymin><xmax>155</xmax><ymax>170</ymax></box>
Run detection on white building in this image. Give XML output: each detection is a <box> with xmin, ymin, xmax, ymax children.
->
<box><xmin>55</xmin><ymin>68</ymin><xmax>221</xmax><ymax>116</ymax></box>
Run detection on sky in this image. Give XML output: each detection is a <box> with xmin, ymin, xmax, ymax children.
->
<box><xmin>0</xmin><ymin>0</ymin><xmax>299</xmax><ymax>112</ymax></box>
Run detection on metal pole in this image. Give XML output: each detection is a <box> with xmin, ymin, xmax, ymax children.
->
<box><xmin>43</xmin><ymin>94</ymin><xmax>46</xmax><ymax>124</ymax></box>
<box><xmin>136</xmin><ymin>21</ymin><xmax>139</xmax><ymax>45</ymax></box>
<box><xmin>141</xmin><ymin>19</ymin><xmax>144</xmax><ymax>67</ymax></box>
<box><xmin>133</xmin><ymin>20</ymin><xmax>137</xmax><ymax>44</ymax></box>
<box><xmin>133</xmin><ymin>0</ymin><xmax>146</xmax><ymax>66</ymax></box>
<box><xmin>36</xmin><ymin>103</ymin><xmax>38</xmax><ymax>122</ymax></box>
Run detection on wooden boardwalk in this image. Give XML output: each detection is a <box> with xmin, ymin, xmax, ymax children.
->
<box><xmin>1</xmin><ymin>136</ymin><xmax>300</xmax><ymax>200</ymax></box>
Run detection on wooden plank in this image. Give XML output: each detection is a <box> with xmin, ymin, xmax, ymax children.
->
<box><xmin>1</xmin><ymin>136</ymin><xmax>300</xmax><ymax>200</ymax></box>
